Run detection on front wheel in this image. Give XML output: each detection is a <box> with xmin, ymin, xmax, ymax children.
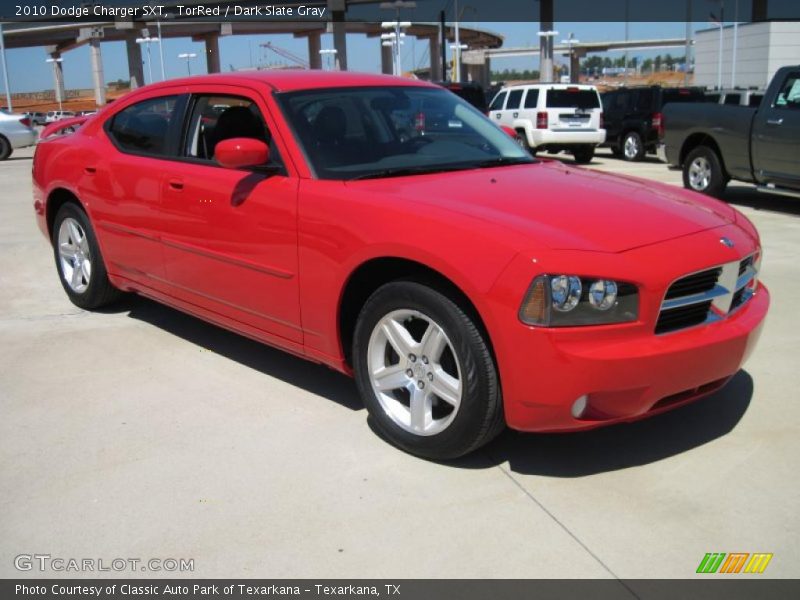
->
<box><xmin>353</xmin><ymin>282</ymin><xmax>504</xmax><ymax>460</ymax></box>
<box><xmin>52</xmin><ymin>203</ymin><xmax>121</xmax><ymax>309</ymax></box>
<box><xmin>683</xmin><ymin>145</ymin><xmax>728</xmax><ymax>198</ymax></box>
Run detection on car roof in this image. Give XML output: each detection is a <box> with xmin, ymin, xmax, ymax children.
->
<box><xmin>502</xmin><ymin>83</ymin><xmax>597</xmax><ymax>90</ymax></box>
<box><xmin>143</xmin><ymin>71</ymin><xmax>437</xmax><ymax>93</ymax></box>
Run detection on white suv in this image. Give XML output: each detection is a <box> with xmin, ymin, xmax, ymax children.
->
<box><xmin>488</xmin><ymin>84</ymin><xmax>606</xmax><ymax>163</ymax></box>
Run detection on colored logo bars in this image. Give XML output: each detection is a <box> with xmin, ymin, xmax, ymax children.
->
<box><xmin>697</xmin><ymin>553</ymin><xmax>773</xmax><ymax>574</ymax></box>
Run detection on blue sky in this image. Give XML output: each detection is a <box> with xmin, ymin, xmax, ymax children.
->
<box><xmin>3</xmin><ymin>21</ymin><xmax>696</xmax><ymax>93</ymax></box>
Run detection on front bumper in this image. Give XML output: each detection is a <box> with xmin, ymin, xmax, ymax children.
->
<box><xmin>484</xmin><ymin>225</ymin><xmax>768</xmax><ymax>432</ymax></box>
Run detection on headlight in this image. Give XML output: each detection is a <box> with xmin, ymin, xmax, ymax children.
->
<box><xmin>519</xmin><ymin>274</ymin><xmax>638</xmax><ymax>326</ymax></box>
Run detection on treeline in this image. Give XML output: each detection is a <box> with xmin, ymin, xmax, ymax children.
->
<box><xmin>490</xmin><ymin>69</ymin><xmax>541</xmax><ymax>81</ymax></box>
<box><xmin>581</xmin><ymin>54</ymin><xmax>688</xmax><ymax>73</ymax></box>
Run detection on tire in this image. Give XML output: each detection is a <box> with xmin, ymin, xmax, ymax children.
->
<box><xmin>622</xmin><ymin>131</ymin><xmax>645</xmax><ymax>161</ymax></box>
<box><xmin>514</xmin><ymin>131</ymin><xmax>530</xmax><ymax>152</ymax></box>
<box><xmin>353</xmin><ymin>281</ymin><xmax>504</xmax><ymax>460</ymax></box>
<box><xmin>572</xmin><ymin>146</ymin><xmax>595</xmax><ymax>164</ymax></box>
<box><xmin>0</xmin><ymin>136</ymin><xmax>11</xmax><ymax>161</ymax></box>
<box><xmin>52</xmin><ymin>203</ymin><xmax>121</xmax><ymax>310</ymax></box>
<box><xmin>682</xmin><ymin>145</ymin><xmax>728</xmax><ymax>198</ymax></box>
<box><xmin>611</xmin><ymin>145</ymin><xmax>623</xmax><ymax>158</ymax></box>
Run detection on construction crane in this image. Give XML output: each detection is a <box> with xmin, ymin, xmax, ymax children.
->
<box><xmin>259</xmin><ymin>42</ymin><xmax>309</xmax><ymax>69</ymax></box>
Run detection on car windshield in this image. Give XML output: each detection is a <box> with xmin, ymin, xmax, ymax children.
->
<box><xmin>276</xmin><ymin>86</ymin><xmax>533</xmax><ymax>180</ymax></box>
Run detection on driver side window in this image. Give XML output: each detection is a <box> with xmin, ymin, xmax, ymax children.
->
<box><xmin>183</xmin><ymin>95</ymin><xmax>279</xmax><ymax>164</ymax></box>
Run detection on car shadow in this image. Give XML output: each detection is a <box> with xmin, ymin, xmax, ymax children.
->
<box><xmin>448</xmin><ymin>370</ymin><xmax>753</xmax><ymax>477</ymax></box>
<box><xmin>723</xmin><ymin>185</ymin><xmax>800</xmax><ymax>217</ymax></box>
<box><xmin>108</xmin><ymin>295</ymin><xmax>363</xmax><ymax>412</ymax></box>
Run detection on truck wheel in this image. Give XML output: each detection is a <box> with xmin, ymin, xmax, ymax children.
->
<box><xmin>0</xmin><ymin>136</ymin><xmax>11</xmax><ymax>161</ymax></box>
<box><xmin>572</xmin><ymin>146</ymin><xmax>595</xmax><ymax>164</ymax></box>
<box><xmin>622</xmin><ymin>131</ymin><xmax>645</xmax><ymax>161</ymax></box>
<box><xmin>683</xmin><ymin>146</ymin><xmax>728</xmax><ymax>198</ymax></box>
<box><xmin>353</xmin><ymin>281</ymin><xmax>504</xmax><ymax>460</ymax></box>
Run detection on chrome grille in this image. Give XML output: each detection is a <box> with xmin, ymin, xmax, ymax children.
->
<box><xmin>656</xmin><ymin>255</ymin><xmax>758</xmax><ymax>334</ymax></box>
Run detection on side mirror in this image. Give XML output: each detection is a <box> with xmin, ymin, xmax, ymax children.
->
<box><xmin>500</xmin><ymin>125</ymin><xmax>517</xmax><ymax>139</ymax></box>
<box><xmin>215</xmin><ymin>137</ymin><xmax>269</xmax><ymax>169</ymax></box>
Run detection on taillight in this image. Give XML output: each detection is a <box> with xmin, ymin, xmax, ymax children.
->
<box><xmin>652</xmin><ymin>112</ymin><xmax>664</xmax><ymax>138</ymax></box>
<box><xmin>414</xmin><ymin>111</ymin><xmax>425</xmax><ymax>132</ymax></box>
<box><xmin>599</xmin><ymin>112</ymin><xmax>604</xmax><ymax>130</ymax></box>
<box><xmin>20</xmin><ymin>117</ymin><xmax>31</xmax><ymax>128</ymax></box>
<box><xmin>536</xmin><ymin>112</ymin><xmax>548</xmax><ymax>129</ymax></box>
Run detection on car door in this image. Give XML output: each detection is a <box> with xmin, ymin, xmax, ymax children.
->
<box><xmin>158</xmin><ymin>87</ymin><xmax>302</xmax><ymax>343</ymax></box>
<box><xmin>751</xmin><ymin>69</ymin><xmax>800</xmax><ymax>189</ymax></box>
<box><xmin>500</xmin><ymin>88</ymin><xmax>525</xmax><ymax>128</ymax></box>
<box><xmin>84</xmin><ymin>92</ymin><xmax>186</xmax><ymax>290</ymax></box>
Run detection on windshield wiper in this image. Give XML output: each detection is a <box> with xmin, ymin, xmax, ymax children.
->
<box><xmin>348</xmin><ymin>165</ymin><xmax>469</xmax><ymax>181</ymax></box>
<box><xmin>471</xmin><ymin>157</ymin><xmax>535</xmax><ymax>169</ymax></box>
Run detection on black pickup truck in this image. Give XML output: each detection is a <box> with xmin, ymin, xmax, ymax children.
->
<box><xmin>661</xmin><ymin>65</ymin><xmax>800</xmax><ymax>198</ymax></box>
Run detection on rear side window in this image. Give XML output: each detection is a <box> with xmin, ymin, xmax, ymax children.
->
<box><xmin>506</xmin><ymin>89</ymin><xmax>524</xmax><ymax>110</ymax></box>
<box><xmin>546</xmin><ymin>89</ymin><xmax>600</xmax><ymax>109</ymax></box>
<box><xmin>635</xmin><ymin>89</ymin><xmax>654</xmax><ymax>111</ymax></box>
<box><xmin>524</xmin><ymin>89</ymin><xmax>540</xmax><ymax>108</ymax></box>
<box><xmin>108</xmin><ymin>96</ymin><xmax>179</xmax><ymax>156</ymax></box>
<box><xmin>489</xmin><ymin>91</ymin><xmax>507</xmax><ymax>111</ymax></box>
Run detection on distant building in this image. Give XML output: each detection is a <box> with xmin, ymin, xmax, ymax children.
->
<box><xmin>694</xmin><ymin>21</ymin><xmax>800</xmax><ymax>90</ymax></box>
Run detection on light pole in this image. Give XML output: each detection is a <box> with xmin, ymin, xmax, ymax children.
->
<box><xmin>318</xmin><ymin>48</ymin><xmax>338</xmax><ymax>71</ymax></box>
<box><xmin>45</xmin><ymin>57</ymin><xmax>64</xmax><ymax>111</ymax></box>
<box><xmin>380</xmin><ymin>1</ymin><xmax>416</xmax><ymax>77</ymax></box>
<box><xmin>537</xmin><ymin>30</ymin><xmax>559</xmax><ymax>83</ymax></box>
<box><xmin>136</xmin><ymin>35</ymin><xmax>161</xmax><ymax>84</ymax></box>
<box><xmin>0</xmin><ymin>24</ymin><xmax>11</xmax><ymax>111</ymax></box>
<box><xmin>177</xmin><ymin>52</ymin><xmax>197</xmax><ymax>76</ymax></box>
<box><xmin>560</xmin><ymin>33</ymin><xmax>580</xmax><ymax>83</ymax></box>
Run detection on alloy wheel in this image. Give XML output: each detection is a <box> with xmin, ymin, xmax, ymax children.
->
<box><xmin>57</xmin><ymin>217</ymin><xmax>92</xmax><ymax>293</ymax></box>
<box><xmin>688</xmin><ymin>156</ymin><xmax>712</xmax><ymax>191</ymax></box>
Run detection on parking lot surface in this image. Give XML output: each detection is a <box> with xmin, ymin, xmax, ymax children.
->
<box><xmin>1</xmin><ymin>146</ymin><xmax>798</xmax><ymax>580</ymax></box>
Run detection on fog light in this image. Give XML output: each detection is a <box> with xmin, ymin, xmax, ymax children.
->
<box><xmin>551</xmin><ymin>275</ymin><xmax>581</xmax><ymax>312</ymax></box>
<box><xmin>571</xmin><ymin>395</ymin><xmax>588</xmax><ymax>419</ymax></box>
<box><xmin>588</xmin><ymin>279</ymin><xmax>618</xmax><ymax>310</ymax></box>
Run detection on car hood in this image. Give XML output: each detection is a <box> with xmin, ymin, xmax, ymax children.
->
<box><xmin>347</xmin><ymin>160</ymin><xmax>737</xmax><ymax>253</ymax></box>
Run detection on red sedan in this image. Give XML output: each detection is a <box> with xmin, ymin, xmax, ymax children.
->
<box><xmin>32</xmin><ymin>72</ymin><xmax>769</xmax><ymax>459</ymax></box>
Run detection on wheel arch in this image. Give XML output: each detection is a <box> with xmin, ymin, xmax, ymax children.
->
<box><xmin>46</xmin><ymin>187</ymin><xmax>84</xmax><ymax>240</ymax></box>
<box><xmin>337</xmin><ymin>257</ymin><xmax>497</xmax><ymax>370</ymax></box>
<box><xmin>679</xmin><ymin>133</ymin><xmax>728</xmax><ymax>177</ymax></box>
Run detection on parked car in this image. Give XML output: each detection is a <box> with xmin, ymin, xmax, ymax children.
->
<box><xmin>0</xmin><ymin>109</ymin><xmax>37</xmax><ymax>160</ymax></box>
<box><xmin>24</xmin><ymin>111</ymin><xmax>48</xmax><ymax>126</ymax></box>
<box><xmin>434</xmin><ymin>81</ymin><xmax>488</xmax><ymax>113</ymax></box>
<box><xmin>45</xmin><ymin>110</ymin><xmax>76</xmax><ymax>123</ymax></box>
<box><xmin>602</xmin><ymin>86</ymin><xmax>706</xmax><ymax>161</ymax></box>
<box><xmin>704</xmin><ymin>89</ymin><xmax>764</xmax><ymax>107</ymax></box>
<box><xmin>662</xmin><ymin>65</ymin><xmax>800</xmax><ymax>198</ymax></box>
<box><xmin>488</xmin><ymin>83</ymin><xmax>605</xmax><ymax>163</ymax></box>
<box><xmin>33</xmin><ymin>71</ymin><xmax>769</xmax><ymax>459</ymax></box>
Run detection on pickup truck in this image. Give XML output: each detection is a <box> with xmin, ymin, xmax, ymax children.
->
<box><xmin>662</xmin><ymin>65</ymin><xmax>800</xmax><ymax>198</ymax></box>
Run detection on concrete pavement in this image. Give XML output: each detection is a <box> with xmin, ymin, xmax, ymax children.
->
<box><xmin>1</xmin><ymin>146</ymin><xmax>798</xmax><ymax>581</ymax></box>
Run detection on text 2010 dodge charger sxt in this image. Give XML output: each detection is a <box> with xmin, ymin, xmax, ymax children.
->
<box><xmin>32</xmin><ymin>72</ymin><xmax>769</xmax><ymax>459</ymax></box>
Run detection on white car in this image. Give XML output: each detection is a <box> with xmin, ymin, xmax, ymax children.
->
<box><xmin>45</xmin><ymin>110</ymin><xmax>76</xmax><ymax>123</ymax></box>
<box><xmin>0</xmin><ymin>110</ymin><xmax>37</xmax><ymax>160</ymax></box>
<box><xmin>488</xmin><ymin>83</ymin><xmax>606</xmax><ymax>163</ymax></box>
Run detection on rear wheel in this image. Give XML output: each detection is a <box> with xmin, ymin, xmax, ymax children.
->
<box><xmin>52</xmin><ymin>203</ymin><xmax>121</xmax><ymax>310</ymax></box>
<box><xmin>572</xmin><ymin>146</ymin><xmax>595</xmax><ymax>164</ymax></box>
<box><xmin>0</xmin><ymin>136</ymin><xmax>11</xmax><ymax>161</ymax></box>
<box><xmin>353</xmin><ymin>281</ymin><xmax>504</xmax><ymax>460</ymax></box>
<box><xmin>683</xmin><ymin>145</ymin><xmax>728</xmax><ymax>198</ymax></box>
<box><xmin>514</xmin><ymin>130</ymin><xmax>530</xmax><ymax>152</ymax></box>
<box><xmin>622</xmin><ymin>131</ymin><xmax>645</xmax><ymax>161</ymax></box>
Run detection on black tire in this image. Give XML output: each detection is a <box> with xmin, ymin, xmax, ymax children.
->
<box><xmin>514</xmin><ymin>130</ymin><xmax>530</xmax><ymax>152</ymax></box>
<box><xmin>682</xmin><ymin>145</ymin><xmax>728</xmax><ymax>198</ymax></box>
<box><xmin>52</xmin><ymin>203</ymin><xmax>121</xmax><ymax>310</ymax></box>
<box><xmin>353</xmin><ymin>281</ymin><xmax>504</xmax><ymax>460</ymax></box>
<box><xmin>621</xmin><ymin>131</ymin><xmax>645</xmax><ymax>161</ymax></box>
<box><xmin>610</xmin><ymin>145</ymin><xmax>623</xmax><ymax>158</ymax></box>
<box><xmin>572</xmin><ymin>146</ymin><xmax>595</xmax><ymax>164</ymax></box>
<box><xmin>0</xmin><ymin>136</ymin><xmax>11</xmax><ymax>161</ymax></box>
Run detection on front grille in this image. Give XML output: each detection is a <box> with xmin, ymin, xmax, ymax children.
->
<box><xmin>656</xmin><ymin>301</ymin><xmax>713</xmax><ymax>334</ymax></box>
<box><xmin>663</xmin><ymin>267</ymin><xmax>721</xmax><ymax>300</ymax></box>
<box><xmin>656</xmin><ymin>255</ymin><xmax>757</xmax><ymax>335</ymax></box>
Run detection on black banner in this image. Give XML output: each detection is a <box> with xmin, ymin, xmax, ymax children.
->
<box><xmin>1</xmin><ymin>0</ymin><xmax>800</xmax><ymax>24</ymax></box>
<box><xmin>4</xmin><ymin>580</ymin><xmax>800</xmax><ymax>600</ymax></box>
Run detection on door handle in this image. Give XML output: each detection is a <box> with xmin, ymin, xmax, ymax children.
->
<box><xmin>84</xmin><ymin>166</ymin><xmax>96</xmax><ymax>174</ymax></box>
<box><xmin>766</xmin><ymin>118</ymin><xmax>783</xmax><ymax>126</ymax></box>
<box><xmin>168</xmin><ymin>179</ymin><xmax>184</xmax><ymax>191</ymax></box>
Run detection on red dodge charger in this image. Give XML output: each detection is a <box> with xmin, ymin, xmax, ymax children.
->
<box><xmin>32</xmin><ymin>71</ymin><xmax>769</xmax><ymax>459</ymax></box>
